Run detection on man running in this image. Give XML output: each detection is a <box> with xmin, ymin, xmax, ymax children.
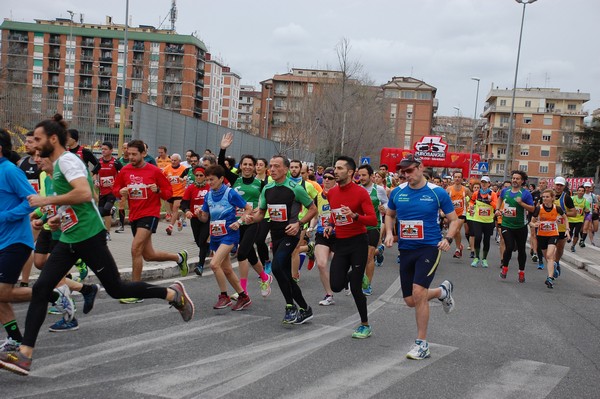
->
<box><xmin>496</xmin><ymin>171</ymin><xmax>535</xmax><ymax>283</ymax></box>
<box><xmin>446</xmin><ymin>171</ymin><xmax>472</xmax><ymax>258</ymax></box>
<box><xmin>313</xmin><ymin>167</ymin><xmax>336</xmax><ymax>306</ymax></box>
<box><xmin>163</xmin><ymin>154</ymin><xmax>187</xmax><ymax>235</ymax></box>
<box><xmin>325</xmin><ymin>157</ymin><xmax>377</xmax><ymax>339</ymax></box>
<box><xmin>569</xmin><ymin>185</ymin><xmax>590</xmax><ymax>252</ymax></box>
<box><xmin>384</xmin><ymin>154</ymin><xmax>458</xmax><ymax>359</ymax></box>
<box><xmin>250</xmin><ymin>156</ymin><xmax>317</xmax><ymax>324</ymax></box>
<box><xmin>113</xmin><ymin>140</ymin><xmax>190</xmax><ymax>304</ymax></box>
<box><xmin>92</xmin><ymin>142</ymin><xmax>122</xmax><ymax>240</ymax></box>
<box><xmin>66</xmin><ymin>129</ymin><xmax>98</xmax><ymax>171</ymax></box>
<box><xmin>552</xmin><ymin>177</ymin><xmax>576</xmax><ymax>278</ymax></box>
<box><xmin>0</xmin><ymin>116</ymin><xmax>193</xmax><ymax>376</ymax></box>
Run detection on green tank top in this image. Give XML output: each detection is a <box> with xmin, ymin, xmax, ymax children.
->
<box><xmin>367</xmin><ymin>186</ymin><xmax>381</xmax><ymax>230</ymax></box>
<box><xmin>569</xmin><ymin>196</ymin><xmax>589</xmax><ymax>223</ymax></box>
<box><xmin>53</xmin><ymin>152</ymin><xmax>105</xmax><ymax>243</ymax></box>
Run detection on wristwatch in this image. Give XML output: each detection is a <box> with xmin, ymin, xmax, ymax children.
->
<box><xmin>444</xmin><ymin>236</ymin><xmax>453</xmax><ymax>244</ymax></box>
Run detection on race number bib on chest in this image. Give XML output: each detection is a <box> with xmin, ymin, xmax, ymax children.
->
<box><xmin>452</xmin><ymin>199</ymin><xmax>464</xmax><ymax>209</ymax></box>
<box><xmin>28</xmin><ymin>179</ymin><xmax>40</xmax><ymax>193</ymax></box>
<box><xmin>210</xmin><ymin>220</ymin><xmax>227</xmax><ymax>236</ymax></box>
<box><xmin>399</xmin><ymin>220</ymin><xmax>424</xmax><ymax>240</ymax></box>
<box><xmin>268</xmin><ymin>204</ymin><xmax>288</xmax><ymax>222</ymax></box>
<box><xmin>129</xmin><ymin>184</ymin><xmax>148</xmax><ymax>200</ymax></box>
<box><xmin>60</xmin><ymin>206</ymin><xmax>79</xmax><ymax>232</ymax></box>
<box><xmin>319</xmin><ymin>211</ymin><xmax>331</xmax><ymax>227</ymax></box>
<box><xmin>478</xmin><ymin>208</ymin><xmax>492</xmax><ymax>217</ymax></box>
<box><xmin>100</xmin><ymin>176</ymin><xmax>115</xmax><ymax>188</ymax></box>
<box><xmin>503</xmin><ymin>205</ymin><xmax>517</xmax><ymax>217</ymax></box>
<box><xmin>331</xmin><ymin>208</ymin><xmax>352</xmax><ymax>226</ymax></box>
<box><xmin>168</xmin><ymin>176</ymin><xmax>180</xmax><ymax>184</ymax></box>
<box><xmin>539</xmin><ymin>221</ymin><xmax>558</xmax><ymax>233</ymax></box>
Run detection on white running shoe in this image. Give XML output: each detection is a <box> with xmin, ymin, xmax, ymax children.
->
<box><xmin>54</xmin><ymin>285</ymin><xmax>76</xmax><ymax>322</ymax></box>
<box><xmin>318</xmin><ymin>295</ymin><xmax>335</xmax><ymax>306</ymax></box>
<box><xmin>406</xmin><ymin>340</ymin><xmax>430</xmax><ymax>360</ymax></box>
<box><xmin>439</xmin><ymin>280</ymin><xmax>455</xmax><ymax>314</ymax></box>
<box><xmin>259</xmin><ymin>275</ymin><xmax>273</xmax><ymax>298</ymax></box>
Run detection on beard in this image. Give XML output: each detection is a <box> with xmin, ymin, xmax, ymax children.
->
<box><xmin>39</xmin><ymin>141</ymin><xmax>54</xmax><ymax>158</ymax></box>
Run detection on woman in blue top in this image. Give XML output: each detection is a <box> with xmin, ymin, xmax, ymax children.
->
<box><xmin>199</xmin><ymin>165</ymin><xmax>253</xmax><ymax>311</ymax></box>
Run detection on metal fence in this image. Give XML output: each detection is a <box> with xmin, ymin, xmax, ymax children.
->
<box><xmin>132</xmin><ymin>100</ymin><xmax>315</xmax><ymax>162</ymax></box>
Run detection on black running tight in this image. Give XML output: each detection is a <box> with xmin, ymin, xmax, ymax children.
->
<box><xmin>501</xmin><ymin>226</ymin><xmax>528</xmax><ymax>270</ymax></box>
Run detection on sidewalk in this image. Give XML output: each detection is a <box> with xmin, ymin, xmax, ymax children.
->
<box><xmin>29</xmin><ymin>218</ymin><xmax>204</xmax><ymax>284</ymax></box>
<box><xmin>558</xmin><ymin>240</ymin><xmax>600</xmax><ymax>279</ymax></box>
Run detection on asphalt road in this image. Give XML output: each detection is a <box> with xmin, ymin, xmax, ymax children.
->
<box><xmin>4</xmin><ymin>240</ymin><xmax>600</xmax><ymax>399</ymax></box>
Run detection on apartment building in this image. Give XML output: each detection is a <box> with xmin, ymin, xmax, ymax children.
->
<box><xmin>381</xmin><ymin>77</ymin><xmax>438</xmax><ymax>148</ymax></box>
<box><xmin>238</xmin><ymin>85</ymin><xmax>262</xmax><ymax>135</ymax></box>
<box><xmin>482</xmin><ymin>87</ymin><xmax>590</xmax><ymax>180</ymax></box>
<box><xmin>0</xmin><ymin>17</ymin><xmax>207</xmax><ymax>141</ymax></box>
<box><xmin>201</xmin><ymin>53</ymin><xmax>241</xmax><ymax>128</ymax></box>
<box><xmin>260</xmin><ymin>68</ymin><xmax>344</xmax><ymax>142</ymax></box>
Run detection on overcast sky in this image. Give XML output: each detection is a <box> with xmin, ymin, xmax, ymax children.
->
<box><xmin>6</xmin><ymin>0</ymin><xmax>600</xmax><ymax>117</ymax></box>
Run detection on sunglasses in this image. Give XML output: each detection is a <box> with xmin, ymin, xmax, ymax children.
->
<box><xmin>401</xmin><ymin>166</ymin><xmax>417</xmax><ymax>174</ymax></box>
<box><xmin>323</xmin><ymin>175</ymin><xmax>335</xmax><ymax>180</ymax></box>
<box><xmin>194</xmin><ymin>174</ymin><xmax>205</xmax><ymax>177</ymax></box>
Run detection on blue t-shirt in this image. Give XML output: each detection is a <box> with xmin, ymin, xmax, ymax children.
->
<box><xmin>0</xmin><ymin>157</ymin><xmax>37</xmax><ymax>250</ymax></box>
<box><xmin>388</xmin><ymin>182</ymin><xmax>455</xmax><ymax>250</ymax></box>
<box><xmin>201</xmin><ymin>185</ymin><xmax>247</xmax><ymax>238</ymax></box>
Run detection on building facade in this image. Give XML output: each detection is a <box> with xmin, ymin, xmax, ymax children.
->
<box><xmin>238</xmin><ymin>85</ymin><xmax>262</xmax><ymax>135</ymax></box>
<box><xmin>201</xmin><ymin>53</ymin><xmax>241</xmax><ymax>128</ymax></box>
<box><xmin>0</xmin><ymin>18</ymin><xmax>207</xmax><ymax>142</ymax></box>
<box><xmin>381</xmin><ymin>77</ymin><xmax>438</xmax><ymax>149</ymax></box>
<box><xmin>482</xmin><ymin>87</ymin><xmax>590</xmax><ymax>180</ymax></box>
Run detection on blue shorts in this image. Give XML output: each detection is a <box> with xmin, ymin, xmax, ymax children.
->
<box><xmin>0</xmin><ymin>243</ymin><xmax>32</xmax><ymax>284</ymax></box>
<box><xmin>398</xmin><ymin>246</ymin><xmax>441</xmax><ymax>297</ymax></box>
<box><xmin>209</xmin><ymin>231</ymin><xmax>240</xmax><ymax>252</ymax></box>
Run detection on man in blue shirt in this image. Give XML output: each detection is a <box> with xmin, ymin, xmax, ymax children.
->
<box><xmin>384</xmin><ymin>154</ymin><xmax>460</xmax><ymax>360</ymax></box>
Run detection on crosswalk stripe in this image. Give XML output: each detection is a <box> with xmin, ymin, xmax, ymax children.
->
<box><xmin>466</xmin><ymin>359</ymin><xmax>569</xmax><ymax>399</ymax></box>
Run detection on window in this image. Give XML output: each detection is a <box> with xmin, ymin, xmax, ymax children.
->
<box><xmin>384</xmin><ymin>90</ymin><xmax>399</xmax><ymax>98</ymax></box>
<box><xmin>541</xmin><ymin>149</ymin><xmax>550</xmax><ymax>157</ymax></box>
<box><xmin>568</xmin><ymin>104</ymin><xmax>576</xmax><ymax>110</ymax></box>
<box><xmin>497</xmin><ymin>148</ymin><xmax>506</xmax><ymax>157</ymax></box>
<box><xmin>539</xmin><ymin>165</ymin><xmax>549</xmax><ymax>174</ymax></box>
<box><xmin>401</xmin><ymin>91</ymin><xmax>415</xmax><ymax>99</ymax></box>
<box><xmin>525</xmin><ymin>100</ymin><xmax>531</xmax><ymax>107</ymax></box>
<box><xmin>523</xmin><ymin>117</ymin><xmax>532</xmax><ymax>124</ymax></box>
<box><xmin>500</xmin><ymin>100</ymin><xmax>507</xmax><ymax>106</ymax></box>
<box><xmin>307</xmin><ymin>83</ymin><xmax>313</xmax><ymax>94</ymax></box>
<box><xmin>417</xmin><ymin>92</ymin><xmax>431</xmax><ymax>100</ymax></box>
<box><xmin>520</xmin><ymin>148</ymin><xmax>529</xmax><ymax>156</ymax></box>
<box><xmin>565</xmin><ymin>119</ymin><xmax>576</xmax><ymax>129</ymax></box>
<box><xmin>500</xmin><ymin>116</ymin><xmax>509</xmax><ymax>126</ymax></box>
<box><xmin>495</xmin><ymin>163</ymin><xmax>505</xmax><ymax>173</ymax></box>
<box><xmin>542</xmin><ymin>133</ymin><xmax>551</xmax><ymax>141</ymax></box>
<box><xmin>546</xmin><ymin>102</ymin><xmax>555</xmax><ymax>111</ymax></box>
<box><xmin>519</xmin><ymin>164</ymin><xmax>528</xmax><ymax>172</ymax></box>
<box><xmin>521</xmin><ymin>133</ymin><xmax>530</xmax><ymax>140</ymax></box>
<box><xmin>544</xmin><ymin>116</ymin><xmax>553</xmax><ymax>126</ymax></box>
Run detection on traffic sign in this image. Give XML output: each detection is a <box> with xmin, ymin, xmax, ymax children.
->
<box><xmin>478</xmin><ymin>162</ymin><xmax>489</xmax><ymax>173</ymax></box>
<box><xmin>360</xmin><ymin>157</ymin><xmax>371</xmax><ymax>165</ymax></box>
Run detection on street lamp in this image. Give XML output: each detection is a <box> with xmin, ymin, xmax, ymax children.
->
<box><xmin>503</xmin><ymin>0</ymin><xmax>537</xmax><ymax>180</ymax></box>
<box><xmin>117</xmin><ymin>0</ymin><xmax>129</xmax><ymax>158</ymax></box>
<box><xmin>468</xmin><ymin>77</ymin><xmax>481</xmax><ymax>178</ymax></box>
<box><xmin>67</xmin><ymin>10</ymin><xmax>75</xmax><ymax>121</ymax></box>
<box><xmin>453</xmin><ymin>106</ymin><xmax>461</xmax><ymax>153</ymax></box>
<box><xmin>263</xmin><ymin>97</ymin><xmax>272</xmax><ymax>138</ymax></box>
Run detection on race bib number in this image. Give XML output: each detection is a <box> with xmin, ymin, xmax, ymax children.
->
<box><xmin>478</xmin><ymin>208</ymin><xmax>492</xmax><ymax>217</ymax></box>
<box><xmin>557</xmin><ymin>215</ymin><xmax>565</xmax><ymax>225</ymax></box>
<box><xmin>128</xmin><ymin>184</ymin><xmax>148</xmax><ymax>200</ymax></box>
<box><xmin>168</xmin><ymin>176</ymin><xmax>180</xmax><ymax>185</ymax></box>
<box><xmin>399</xmin><ymin>220</ymin><xmax>424</xmax><ymax>240</ymax></box>
<box><xmin>44</xmin><ymin>204</ymin><xmax>57</xmax><ymax>218</ymax></box>
<box><xmin>100</xmin><ymin>176</ymin><xmax>115</xmax><ymax>188</ymax></box>
<box><xmin>268</xmin><ymin>204</ymin><xmax>288</xmax><ymax>222</ymax></box>
<box><xmin>452</xmin><ymin>199</ymin><xmax>464</xmax><ymax>210</ymax></box>
<box><xmin>319</xmin><ymin>211</ymin><xmax>331</xmax><ymax>227</ymax></box>
<box><xmin>331</xmin><ymin>208</ymin><xmax>352</xmax><ymax>226</ymax></box>
<box><xmin>576</xmin><ymin>207</ymin><xmax>584</xmax><ymax>216</ymax></box>
<box><xmin>503</xmin><ymin>205</ymin><xmax>517</xmax><ymax>217</ymax></box>
<box><xmin>28</xmin><ymin>179</ymin><xmax>39</xmax><ymax>193</ymax></box>
<box><xmin>60</xmin><ymin>206</ymin><xmax>79</xmax><ymax>232</ymax></box>
<box><xmin>210</xmin><ymin>220</ymin><xmax>227</xmax><ymax>237</ymax></box>
<box><xmin>236</xmin><ymin>203</ymin><xmax>252</xmax><ymax>217</ymax></box>
<box><xmin>539</xmin><ymin>221</ymin><xmax>558</xmax><ymax>233</ymax></box>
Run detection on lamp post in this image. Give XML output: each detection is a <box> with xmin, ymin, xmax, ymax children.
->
<box><xmin>503</xmin><ymin>0</ymin><xmax>537</xmax><ymax>181</ymax></box>
<box><xmin>67</xmin><ymin>10</ymin><xmax>74</xmax><ymax>122</ymax></box>
<box><xmin>117</xmin><ymin>0</ymin><xmax>129</xmax><ymax>158</ymax></box>
<box><xmin>453</xmin><ymin>106</ymin><xmax>461</xmax><ymax>153</ymax></box>
<box><xmin>263</xmin><ymin>97</ymin><xmax>272</xmax><ymax>138</ymax></box>
<box><xmin>468</xmin><ymin>77</ymin><xmax>481</xmax><ymax>178</ymax></box>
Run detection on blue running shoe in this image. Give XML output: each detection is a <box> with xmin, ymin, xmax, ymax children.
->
<box><xmin>553</xmin><ymin>262</ymin><xmax>561</xmax><ymax>278</ymax></box>
<box><xmin>298</xmin><ymin>253</ymin><xmax>306</xmax><ymax>270</ymax></box>
<box><xmin>264</xmin><ymin>261</ymin><xmax>272</xmax><ymax>275</ymax></box>
<box><xmin>363</xmin><ymin>285</ymin><xmax>373</xmax><ymax>296</ymax></box>
<box><xmin>375</xmin><ymin>244</ymin><xmax>385</xmax><ymax>267</ymax></box>
<box><xmin>538</xmin><ymin>262</ymin><xmax>545</xmax><ymax>270</ymax></box>
<box><xmin>49</xmin><ymin>318</ymin><xmax>79</xmax><ymax>332</ymax></box>
<box><xmin>282</xmin><ymin>304</ymin><xmax>298</xmax><ymax>324</ymax></box>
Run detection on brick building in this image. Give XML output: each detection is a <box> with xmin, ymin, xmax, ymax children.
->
<box><xmin>0</xmin><ymin>17</ymin><xmax>207</xmax><ymax>141</ymax></box>
<box><xmin>482</xmin><ymin>87</ymin><xmax>590</xmax><ymax>180</ymax></box>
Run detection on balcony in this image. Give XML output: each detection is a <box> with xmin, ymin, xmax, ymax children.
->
<box><xmin>46</xmin><ymin>80</ymin><xmax>60</xmax><ymax>87</ymax></box>
<box><xmin>79</xmin><ymin>81</ymin><xmax>93</xmax><ymax>89</ymax></box>
<box><xmin>99</xmin><ymin>69</ymin><xmax>112</xmax><ymax>77</ymax></box>
<box><xmin>81</xmin><ymin>38</ymin><xmax>95</xmax><ymax>47</ymax></box>
<box><xmin>274</xmin><ymin>89</ymin><xmax>288</xmax><ymax>97</ymax></box>
<box><xmin>98</xmin><ymin>83</ymin><xmax>112</xmax><ymax>91</ymax></box>
<box><xmin>132</xmin><ymin>58</ymin><xmax>144</xmax><ymax>66</ymax></box>
<box><xmin>165</xmin><ymin>45</ymin><xmax>184</xmax><ymax>54</ymax></box>
<box><xmin>48</xmin><ymin>64</ymin><xmax>61</xmax><ymax>72</ymax></box>
<box><xmin>99</xmin><ymin>56</ymin><xmax>113</xmax><ymax>63</ymax></box>
<box><xmin>487</xmin><ymin>134</ymin><xmax>508</xmax><ymax>144</ymax></box>
<box><xmin>48</xmin><ymin>51</ymin><xmax>61</xmax><ymax>59</ymax></box>
<box><xmin>48</xmin><ymin>36</ymin><xmax>61</xmax><ymax>44</ymax></box>
<box><xmin>80</xmin><ymin>54</ymin><xmax>94</xmax><ymax>62</ymax></box>
<box><xmin>79</xmin><ymin>68</ymin><xmax>93</xmax><ymax>75</ymax></box>
<box><xmin>8</xmin><ymin>33</ymin><xmax>28</xmax><ymax>42</ymax></box>
<box><xmin>99</xmin><ymin>41</ymin><xmax>113</xmax><ymax>49</ymax></box>
<box><xmin>194</xmin><ymin>107</ymin><xmax>202</xmax><ymax>114</ymax></box>
<box><xmin>165</xmin><ymin>60</ymin><xmax>183</xmax><ymax>68</ymax></box>
<box><xmin>132</xmin><ymin>43</ymin><xmax>145</xmax><ymax>52</ymax></box>
<box><xmin>165</xmin><ymin>75</ymin><xmax>182</xmax><ymax>83</ymax></box>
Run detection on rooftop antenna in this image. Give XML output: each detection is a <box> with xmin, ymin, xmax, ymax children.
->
<box><xmin>170</xmin><ymin>0</ymin><xmax>177</xmax><ymax>31</ymax></box>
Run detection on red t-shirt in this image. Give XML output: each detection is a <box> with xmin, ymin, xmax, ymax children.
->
<box><xmin>97</xmin><ymin>157</ymin><xmax>120</xmax><ymax>196</ymax></box>
<box><xmin>183</xmin><ymin>182</ymin><xmax>210</xmax><ymax>217</ymax></box>
<box><xmin>327</xmin><ymin>182</ymin><xmax>377</xmax><ymax>239</ymax></box>
<box><xmin>113</xmin><ymin>163</ymin><xmax>172</xmax><ymax>221</ymax></box>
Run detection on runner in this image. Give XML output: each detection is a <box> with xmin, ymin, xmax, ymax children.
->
<box><xmin>530</xmin><ymin>189</ymin><xmax>569</xmax><ymax>289</ymax></box>
<box><xmin>568</xmin><ymin>185</ymin><xmax>590</xmax><ymax>252</ymax></box>
<box><xmin>249</xmin><ymin>155</ymin><xmax>317</xmax><ymax>324</ymax></box>
<box><xmin>163</xmin><ymin>154</ymin><xmax>187</xmax><ymax>235</ymax></box>
<box><xmin>496</xmin><ymin>171</ymin><xmax>535</xmax><ymax>283</ymax></box>
<box><xmin>446</xmin><ymin>171</ymin><xmax>472</xmax><ymax>258</ymax></box>
<box><xmin>532</xmin><ymin>179</ymin><xmax>548</xmax><ymax>268</ymax></box>
<box><xmin>113</xmin><ymin>139</ymin><xmax>190</xmax><ymax>304</ymax></box>
<box><xmin>552</xmin><ymin>177</ymin><xmax>576</xmax><ymax>278</ymax></box>
<box><xmin>66</xmin><ymin>129</ymin><xmax>98</xmax><ymax>171</ymax></box>
<box><xmin>581</xmin><ymin>181</ymin><xmax>598</xmax><ymax>246</ymax></box>
<box><xmin>384</xmin><ymin>154</ymin><xmax>458</xmax><ymax>359</ymax></box>
<box><xmin>156</xmin><ymin>146</ymin><xmax>171</xmax><ymax>171</ymax></box>
<box><xmin>181</xmin><ymin>166</ymin><xmax>211</xmax><ymax>276</ymax></box>
<box><xmin>325</xmin><ymin>157</ymin><xmax>377</xmax><ymax>338</ymax></box>
<box><xmin>0</xmin><ymin>117</ymin><xmax>193</xmax><ymax>377</ymax></box>
<box><xmin>198</xmin><ymin>165</ymin><xmax>253</xmax><ymax>311</ymax></box>
<box><xmin>468</xmin><ymin>176</ymin><xmax>497</xmax><ymax>268</ymax></box>
<box><xmin>0</xmin><ymin>129</ymin><xmax>36</xmax><ymax>356</ymax></box>
<box><xmin>254</xmin><ymin>157</ymin><xmax>272</xmax><ymax>274</ymax></box>
<box><xmin>92</xmin><ymin>142</ymin><xmax>123</xmax><ymax>241</ymax></box>
<box><xmin>357</xmin><ymin>164</ymin><xmax>388</xmax><ymax>296</ymax></box>
<box><xmin>313</xmin><ymin>167</ymin><xmax>336</xmax><ymax>305</ymax></box>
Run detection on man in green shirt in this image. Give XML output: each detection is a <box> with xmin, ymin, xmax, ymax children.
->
<box><xmin>0</xmin><ymin>115</ymin><xmax>194</xmax><ymax>377</ymax></box>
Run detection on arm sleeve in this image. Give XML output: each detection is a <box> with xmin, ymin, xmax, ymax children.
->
<box><xmin>294</xmin><ymin>185</ymin><xmax>314</xmax><ymax>208</ymax></box>
<box><xmin>155</xmin><ymin>169</ymin><xmax>173</xmax><ymax>200</ymax></box>
<box><xmin>258</xmin><ymin>186</ymin><xmax>268</xmax><ymax>210</ymax></box>
<box><xmin>376</xmin><ymin>186</ymin><xmax>388</xmax><ymax>206</ymax></box>
<box><xmin>0</xmin><ymin>168</ymin><xmax>37</xmax><ymax>223</ymax></box>
<box><xmin>522</xmin><ymin>190</ymin><xmax>534</xmax><ymax>206</ymax></box>
<box><xmin>91</xmin><ymin>161</ymin><xmax>101</xmax><ymax>175</ymax></box>
<box><xmin>85</xmin><ymin>150</ymin><xmax>99</xmax><ymax>169</ymax></box>
<box><xmin>387</xmin><ymin>187</ymin><xmax>399</xmax><ymax>211</ymax></box>
<box><xmin>531</xmin><ymin>206</ymin><xmax>540</xmax><ymax>218</ymax></box>
<box><xmin>115</xmin><ymin>160</ymin><xmax>123</xmax><ymax>172</ymax></box>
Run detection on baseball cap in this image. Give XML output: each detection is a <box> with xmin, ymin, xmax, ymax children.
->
<box><xmin>398</xmin><ymin>153</ymin><xmax>422</xmax><ymax>170</ymax></box>
<box><xmin>554</xmin><ymin>176</ymin><xmax>566</xmax><ymax>186</ymax></box>
<box><xmin>481</xmin><ymin>176</ymin><xmax>491</xmax><ymax>183</ymax></box>
<box><xmin>323</xmin><ymin>167</ymin><xmax>335</xmax><ymax>177</ymax></box>
<box><xmin>584</xmin><ymin>181</ymin><xmax>592</xmax><ymax>187</ymax></box>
